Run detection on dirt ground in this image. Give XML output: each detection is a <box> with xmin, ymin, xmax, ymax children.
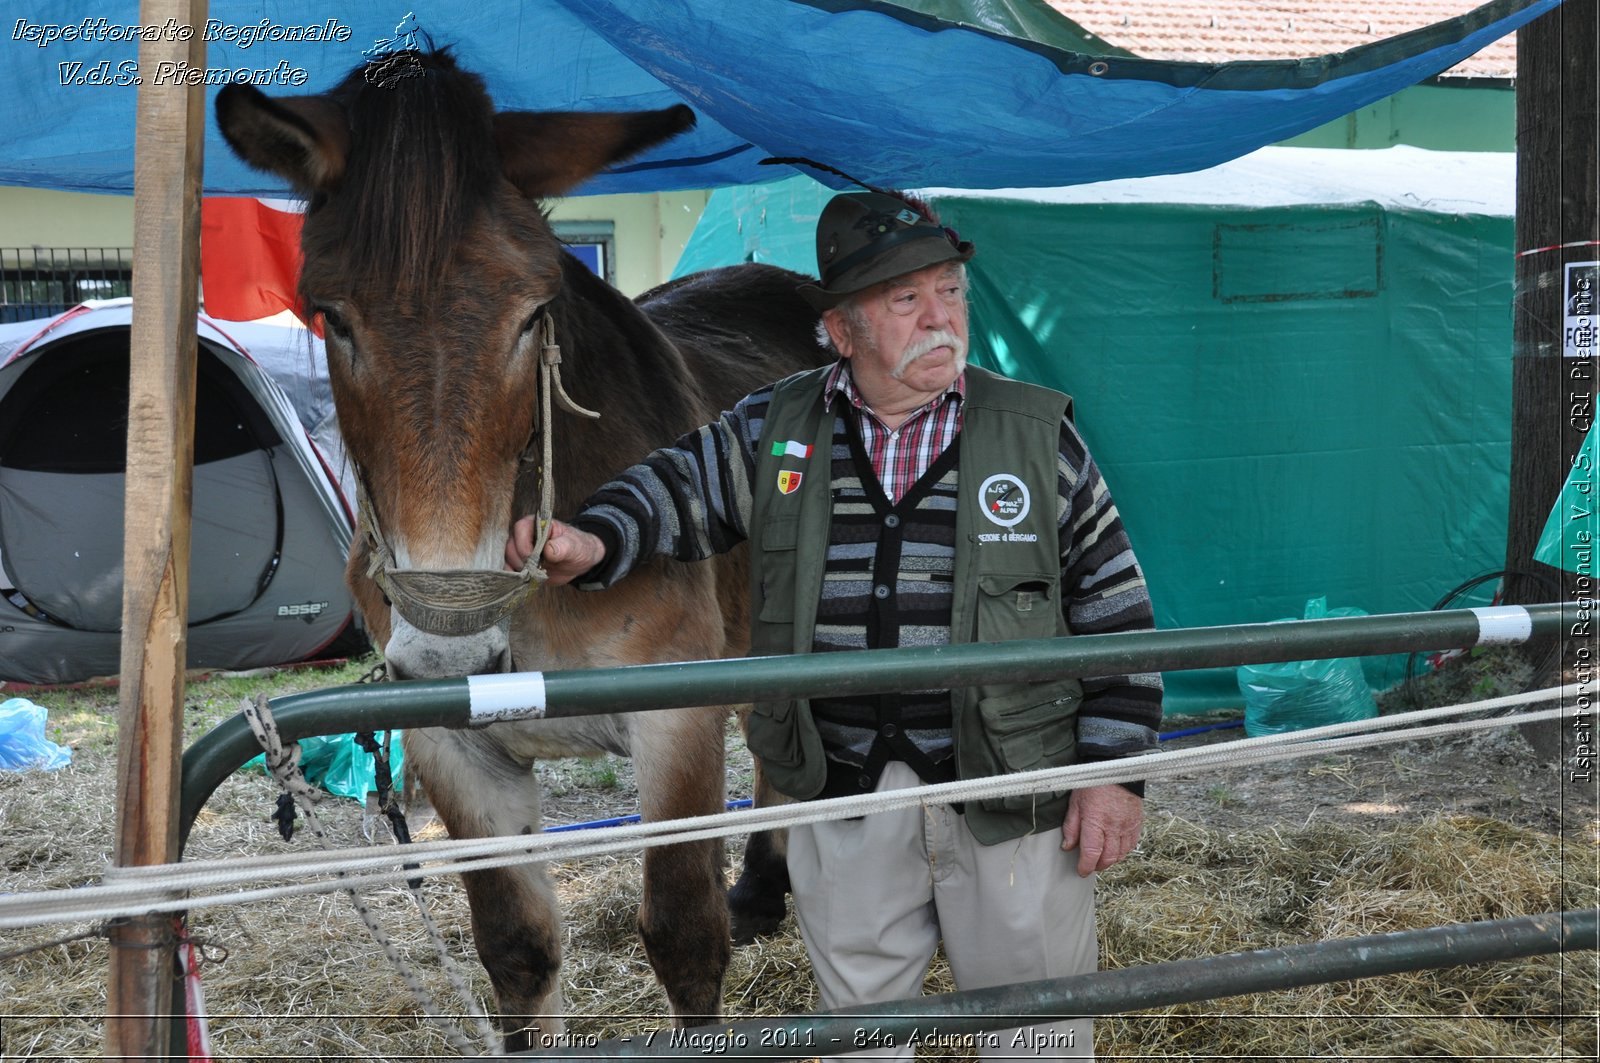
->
<box><xmin>1144</xmin><ymin>712</ymin><xmax>1594</xmax><ymax>840</ymax></box>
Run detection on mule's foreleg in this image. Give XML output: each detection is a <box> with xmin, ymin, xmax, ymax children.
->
<box><xmin>404</xmin><ymin>728</ymin><xmax>564</xmax><ymax>1053</ymax></box>
<box><xmin>631</xmin><ymin>707</ymin><xmax>732</xmax><ymax>1026</ymax></box>
<box><xmin>728</xmin><ymin>707</ymin><xmax>793</xmax><ymax>943</ymax></box>
<box><xmin>460</xmin><ymin>864</ymin><xmax>564</xmax><ymax>1052</ymax></box>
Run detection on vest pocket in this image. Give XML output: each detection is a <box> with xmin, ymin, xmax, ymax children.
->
<box><xmin>747</xmin><ymin>699</ymin><xmax>805</xmax><ymax>770</ymax></box>
<box><xmin>975</xmin><ymin>573</ymin><xmax>1059</xmax><ymax>642</ymax></box>
<box><xmin>757</xmin><ymin>517</ymin><xmax>799</xmax><ymax>622</ymax></box>
<box><xmin>974</xmin><ymin>678</ymin><xmax>1080</xmax><ymax>812</ymax></box>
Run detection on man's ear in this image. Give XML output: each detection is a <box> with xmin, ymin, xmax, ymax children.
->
<box><xmin>821</xmin><ymin>307</ymin><xmax>855</xmax><ymax>358</ymax></box>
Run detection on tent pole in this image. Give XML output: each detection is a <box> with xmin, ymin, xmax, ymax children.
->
<box><xmin>106</xmin><ymin>2</ymin><xmax>208</xmax><ymax>1059</ymax></box>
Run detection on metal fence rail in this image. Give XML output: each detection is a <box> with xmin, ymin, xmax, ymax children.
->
<box><xmin>0</xmin><ymin>246</ymin><xmax>132</xmax><ymax>321</ymax></box>
<box><xmin>180</xmin><ymin>602</ymin><xmax>1573</xmax><ymax>843</ymax></box>
<box><xmin>507</xmin><ymin>909</ymin><xmax>1598</xmax><ymax>1060</ymax></box>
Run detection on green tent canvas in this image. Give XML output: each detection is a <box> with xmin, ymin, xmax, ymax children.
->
<box><xmin>678</xmin><ymin>149</ymin><xmax>1515</xmax><ymax>712</ymax></box>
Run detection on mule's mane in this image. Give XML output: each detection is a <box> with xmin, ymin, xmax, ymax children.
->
<box><xmin>322</xmin><ymin>49</ymin><xmax>501</xmax><ymax>298</ymax></box>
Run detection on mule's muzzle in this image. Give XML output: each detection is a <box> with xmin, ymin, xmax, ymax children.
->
<box><xmin>378</xmin><ymin>566</ymin><xmax>542</xmax><ymax>638</ymax></box>
<box><xmin>384</xmin><ymin>612</ymin><xmax>513</xmax><ymax>680</ymax></box>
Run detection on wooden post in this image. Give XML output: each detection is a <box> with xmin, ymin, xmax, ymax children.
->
<box><xmin>1506</xmin><ymin>4</ymin><xmax>1599</xmax><ymax>758</ymax></box>
<box><xmin>106</xmin><ymin>2</ymin><xmax>207</xmax><ymax>1059</ymax></box>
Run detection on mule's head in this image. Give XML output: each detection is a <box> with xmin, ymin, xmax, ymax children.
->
<box><xmin>216</xmin><ymin>49</ymin><xmax>695</xmax><ymax>678</ymax></box>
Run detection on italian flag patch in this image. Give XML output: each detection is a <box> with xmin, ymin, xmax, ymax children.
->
<box><xmin>771</xmin><ymin>440</ymin><xmax>813</xmax><ymax>459</ymax></box>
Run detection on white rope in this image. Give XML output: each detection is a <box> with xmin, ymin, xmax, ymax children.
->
<box><xmin>7</xmin><ymin>691</ymin><xmax>1572</xmax><ymax>927</ymax></box>
<box><xmin>241</xmin><ymin>695</ymin><xmax>501</xmax><ymax>1057</ymax></box>
<box><xmin>0</xmin><ymin>685</ymin><xmax>1574</xmax><ymax>931</ymax></box>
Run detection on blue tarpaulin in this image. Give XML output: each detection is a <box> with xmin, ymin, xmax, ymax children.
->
<box><xmin>0</xmin><ymin>0</ymin><xmax>1559</xmax><ymax>195</ymax></box>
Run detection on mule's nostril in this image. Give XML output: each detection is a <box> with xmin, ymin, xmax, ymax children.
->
<box><xmin>385</xmin><ymin>616</ymin><xmax>512</xmax><ymax>681</ymax></box>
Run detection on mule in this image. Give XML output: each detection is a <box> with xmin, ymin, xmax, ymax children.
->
<box><xmin>216</xmin><ymin>48</ymin><xmax>819</xmax><ymax>1050</ymax></box>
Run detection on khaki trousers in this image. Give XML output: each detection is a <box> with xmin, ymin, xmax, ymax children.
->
<box><xmin>785</xmin><ymin>762</ymin><xmax>1097</xmax><ymax>1061</ymax></box>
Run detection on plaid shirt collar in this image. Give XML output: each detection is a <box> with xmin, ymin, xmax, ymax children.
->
<box><xmin>821</xmin><ymin>358</ymin><xmax>966</xmax><ymax>503</ymax></box>
<box><xmin>821</xmin><ymin>359</ymin><xmax>967</xmax><ymax>422</ymax></box>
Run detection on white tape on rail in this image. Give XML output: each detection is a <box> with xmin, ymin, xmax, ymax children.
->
<box><xmin>467</xmin><ymin>673</ymin><xmax>548</xmax><ymax>724</ymax></box>
<box><xmin>1470</xmin><ymin>605</ymin><xmax>1534</xmax><ymax>645</ymax></box>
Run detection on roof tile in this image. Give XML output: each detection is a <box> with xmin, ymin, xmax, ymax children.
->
<box><xmin>1046</xmin><ymin>0</ymin><xmax>1517</xmax><ymax>77</ymax></box>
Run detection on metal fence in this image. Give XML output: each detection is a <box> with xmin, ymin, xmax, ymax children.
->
<box><xmin>168</xmin><ymin>602</ymin><xmax>1585</xmax><ymax>1058</ymax></box>
<box><xmin>0</xmin><ymin>247</ymin><xmax>133</xmax><ymax>322</ymax></box>
<box><xmin>179</xmin><ymin>603</ymin><xmax>1572</xmax><ymax>843</ymax></box>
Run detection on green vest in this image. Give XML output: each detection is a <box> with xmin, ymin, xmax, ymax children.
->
<box><xmin>745</xmin><ymin>364</ymin><xmax>1083</xmax><ymax>845</ymax></box>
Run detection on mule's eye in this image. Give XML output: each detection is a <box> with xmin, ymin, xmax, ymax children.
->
<box><xmin>317</xmin><ymin>307</ymin><xmax>353</xmax><ymax>344</ymax></box>
<box><xmin>519</xmin><ymin>308</ymin><xmax>545</xmax><ymax>338</ymax></box>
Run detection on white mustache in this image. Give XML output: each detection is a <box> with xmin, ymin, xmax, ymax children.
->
<box><xmin>890</xmin><ymin>329</ymin><xmax>967</xmax><ymax>380</ymax></box>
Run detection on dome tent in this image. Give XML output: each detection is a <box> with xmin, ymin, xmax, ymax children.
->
<box><xmin>0</xmin><ymin>300</ymin><xmax>356</xmax><ymax>684</ymax></box>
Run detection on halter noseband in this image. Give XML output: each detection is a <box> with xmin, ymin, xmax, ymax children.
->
<box><xmin>358</xmin><ymin>313</ymin><xmax>600</xmax><ymax>638</ymax></box>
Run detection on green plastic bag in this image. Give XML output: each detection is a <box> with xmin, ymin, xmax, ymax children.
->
<box><xmin>245</xmin><ymin>730</ymin><xmax>403</xmax><ymax>801</ymax></box>
<box><xmin>1236</xmin><ymin>598</ymin><xmax>1378</xmax><ymax>737</ymax></box>
<box><xmin>1533</xmin><ymin>421</ymin><xmax>1597</xmax><ymax>574</ymax></box>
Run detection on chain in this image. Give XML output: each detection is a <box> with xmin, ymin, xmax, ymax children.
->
<box><xmin>0</xmin><ymin>923</ymin><xmax>111</xmax><ymax>962</ymax></box>
<box><xmin>0</xmin><ymin>917</ymin><xmax>225</xmax><ymax>964</ymax></box>
<box><xmin>353</xmin><ymin>657</ymin><xmax>411</xmax><ymax>856</ymax></box>
<box><xmin>353</xmin><ymin>731</ymin><xmax>416</xmax><ymax>859</ymax></box>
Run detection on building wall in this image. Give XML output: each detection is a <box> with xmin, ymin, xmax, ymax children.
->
<box><xmin>0</xmin><ymin>187</ymin><xmax>136</xmax><ymax>249</ymax></box>
<box><xmin>0</xmin><ymin>185</ymin><xmax>712</xmax><ymax>304</ymax></box>
<box><xmin>547</xmin><ymin>189</ymin><xmax>709</xmax><ymax>296</ymax></box>
<box><xmin>1284</xmin><ymin>83</ymin><xmax>1513</xmax><ymax>152</ymax></box>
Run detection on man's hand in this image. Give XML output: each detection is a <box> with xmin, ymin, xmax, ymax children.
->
<box><xmin>1061</xmin><ymin>784</ymin><xmax>1143</xmax><ymax>877</ymax></box>
<box><xmin>505</xmin><ymin>516</ymin><xmax>607</xmax><ymax>586</ymax></box>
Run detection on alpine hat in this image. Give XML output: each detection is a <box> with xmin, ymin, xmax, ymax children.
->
<box><xmin>798</xmin><ymin>191</ymin><xmax>975</xmax><ymax>311</ymax></box>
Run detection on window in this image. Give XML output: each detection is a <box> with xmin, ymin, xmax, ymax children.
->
<box><xmin>552</xmin><ymin>221</ymin><xmax>615</xmax><ymax>285</ymax></box>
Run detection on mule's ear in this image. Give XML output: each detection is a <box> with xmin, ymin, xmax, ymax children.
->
<box><xmin>495</xmin><ymin>105</ymin><xmax>696</xmax><ymax>198</ymax></box>
<box><xmin>216</xmin><ymin>84</ymin><xmax>350</xmax><ymax>193</ymax></box>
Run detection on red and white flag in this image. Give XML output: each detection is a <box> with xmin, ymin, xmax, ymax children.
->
<box><xmin>200</xmin><ymin>197</ymin><xmax>318</xmax><ymax>334</ymax></box>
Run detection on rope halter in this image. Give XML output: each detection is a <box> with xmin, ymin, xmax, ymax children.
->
<box><xmin>359</xmin><ymin>313</ymin><xmax>599</xmax><ymax>638</ymax></box>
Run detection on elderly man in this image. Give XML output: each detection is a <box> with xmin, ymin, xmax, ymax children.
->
<box><xmin>508</xmin><ymin>191</ymin><xmax>1162</xmax><ymax>1059</ymax></box>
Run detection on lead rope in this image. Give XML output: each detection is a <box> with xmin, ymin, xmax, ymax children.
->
<box><xmin>243</xmin><ymin>694</ymin><xmax>502</xmax><ymax>1056</ymax></box>
<box><xmin>524</xmin><ymin>311</ymin><xmax>601</xmax><ymax>567</ymax></box>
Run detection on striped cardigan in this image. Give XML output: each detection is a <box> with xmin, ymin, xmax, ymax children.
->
<box><xmin>570</xmin><ymin>366</ymin><xmax>1163</xmax><ymax>768</ymax></box>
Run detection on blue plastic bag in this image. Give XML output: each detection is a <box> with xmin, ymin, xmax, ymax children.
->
<box><xmin>0</xmin><ymin>697</ymin><xmax>73</xmax><ymax>771</ymax></box>
<box><xmin>1236</xmin><ymin>598</ymin><xmax>1378</xmax><ymax>737</ymax></box>
<box><xmin>245</xmin><ymin>730</ymin><xmax>403</xmax><ymax>801</ymax></box>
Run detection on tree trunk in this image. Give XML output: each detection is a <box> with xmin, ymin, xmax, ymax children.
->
<box><xmin>1507</xmin><ymin>1</ymin><xmax>1598</xmax><ymax>777</ymax></box>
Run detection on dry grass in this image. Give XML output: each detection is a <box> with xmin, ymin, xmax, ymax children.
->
<box><xmin>1</xmin><ymin>661</ymin><xmax>1595</xmax><ymax>1060</ymax></box>
<box><xmin>1097</xmin><ymin>814</ymin><xmax>1595</xmax><ymax>1060</ymax></box>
